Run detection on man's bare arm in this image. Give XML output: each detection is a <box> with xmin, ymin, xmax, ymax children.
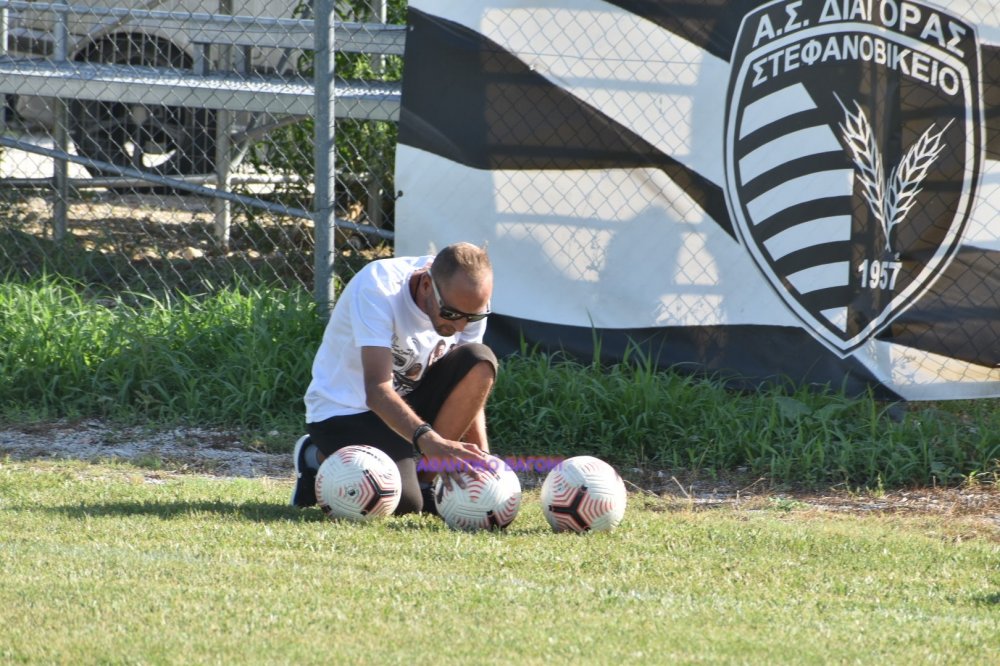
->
<box><xmin>361</xmin><ymin>346</ymin><xmax>487</xmax><ymax>466</ymax></box>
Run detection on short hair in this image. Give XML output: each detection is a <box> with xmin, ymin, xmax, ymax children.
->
<box><xmin>432</xmin><ymin>242</ymin><xmax>492</xmax><ymax>285</ymax></box>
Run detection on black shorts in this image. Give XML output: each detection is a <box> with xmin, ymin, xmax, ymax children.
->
<box><xmin>307</xmin><ymin>342</ymin><xmax>497</xmax><ymax>462</ymax></box>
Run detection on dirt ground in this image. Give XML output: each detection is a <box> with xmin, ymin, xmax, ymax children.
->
<box><xmin>2</xmin><ymin>419</ymin><xmax>998</xmax><ymax>535</ymax></box>
<box><xmin>0</xmin><ymin>419</ymin><xmax>289</xmax><ymax>479</ymax></box>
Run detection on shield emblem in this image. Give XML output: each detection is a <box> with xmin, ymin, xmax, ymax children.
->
<box><xmin>724</xmin><ymin>0</ymin><xmax>983</xmax><ymax>356</ymax></box>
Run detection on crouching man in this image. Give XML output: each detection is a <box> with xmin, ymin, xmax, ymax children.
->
<box><xmin>292</xmin><ymin>242</ymin><xmax>496</xmax><ymax>513</ymax></box>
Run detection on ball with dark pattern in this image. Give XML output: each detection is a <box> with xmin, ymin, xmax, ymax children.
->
<box><xmin>541</xmin><ymin>456</ymin><xmax>626</xmax><ymax>533</ymax></box>
<box><xmin>315</xmin><ymin>445</ymin><xmax>401</xmax><ymax>521</ymax></box>
<box><xmin>433</xmin><ymin>455</ymin><xmax>522</xmax><ymax>531</ymax></box>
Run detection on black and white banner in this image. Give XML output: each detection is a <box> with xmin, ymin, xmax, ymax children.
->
<box><xmin>395</xmin><ymin>0</ymin><xmax>1000</xmax><ymax>400</ymax></box>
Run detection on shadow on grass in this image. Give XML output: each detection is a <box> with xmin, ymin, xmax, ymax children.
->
<box><xmin>43</xmin><ymin>499</ymin><xmax>554</xmax><ymax>532</ymax></box>
<box><xmin>45</xmin><ymin>502</ymin><xmax>536</xmax><ymax>531</ymax></box>
<box><xmin>46</xmin><ymin>500</ymin><xmax>325</xmax><ymax>523</ymax></box>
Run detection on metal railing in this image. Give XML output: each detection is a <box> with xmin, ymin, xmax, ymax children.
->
<box><xmin>0</xmin><ymin>0</ymin><xmax>404</xmax><ymax>305</ymax></box>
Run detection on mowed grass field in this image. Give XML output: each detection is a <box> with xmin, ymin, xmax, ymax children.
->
<box><xmin>1</xmin><ymin>458</ymin><xmax>997</xmax><ymax>665</ymax></box>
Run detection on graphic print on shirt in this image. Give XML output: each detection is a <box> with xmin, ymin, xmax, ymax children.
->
<box><xmin>391</xmin><ymin>334</ymin><xmax>456</xmax><ymax>395</ymax></box>
<box><xmin>428</xmin><ymin>339</ymin><xmax>449</xmax><ymax>367</ymax></box>
<box><xmin>391</xmin><ymin>334</ymin><xmax>421</xmax><ymax>395</ymax></box>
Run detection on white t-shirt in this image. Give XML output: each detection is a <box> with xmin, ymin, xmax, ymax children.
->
<box><xmin>304</xmin><ymin>256</ymin><xmax>487</xmax><ymax>423</ymax></box>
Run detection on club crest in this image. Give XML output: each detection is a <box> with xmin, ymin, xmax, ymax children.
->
<box><xmin>724</xmin><ymin>0</ymin><xmax>983</xmax><ymax>356</ymax></box>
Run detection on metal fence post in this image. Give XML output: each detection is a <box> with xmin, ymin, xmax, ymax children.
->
<box><xmin>52</xmin><ymin>9</ymin><xmax>69</xmax><ymax>241</ymax></box>
<box><xmin>0</xmin><ymin>4</ymin><xmax>7</xmax><ymax>177</ymax></box>
<box><xmin>313</xmin><ymin>0</ymin><xmax>336</xmax><ymax>315</ymax></box>
<box><xmin>367</xmin><ymin>0</ymin><xmax>386</xmax><ymax>232</ymax></box>
<box><xmin>214</xmin><ymin>0</ymin><xmax>234</xmax><ymax>250</ymax></box>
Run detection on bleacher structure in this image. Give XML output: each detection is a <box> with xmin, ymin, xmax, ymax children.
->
<box><xmin>0</xmin><ymin>0</ymin><xmax>403</xmax><ymax>304</ymax></box>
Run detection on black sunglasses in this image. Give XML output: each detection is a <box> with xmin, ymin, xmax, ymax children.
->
<box><xmin>427</xmin><ymin>268</ymin><xmax>491</xmax><ymax>323</ymax></box>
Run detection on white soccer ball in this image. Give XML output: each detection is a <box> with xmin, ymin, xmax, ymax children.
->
<box><xmin>315</xmin><ymin>445</ymin><xmax>402</xmax><ymax>521</ymax></box>
<box><xmin>433</xmin><ymin>455</ymin><xmax>522</xmax><ymax>531</ymax></box>
<box><xmin>540</xmin><ymin>455</ymin><xmax>627</xmax><ymax>533</ymax></box>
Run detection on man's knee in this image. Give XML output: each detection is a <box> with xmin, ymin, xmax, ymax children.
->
<box><xmin>457</xmin><ymin>342</ymin><xmax>498</xmax><ymax>383</ymax></box>
<box><xmin>468</xmin><ymin>358</ymin><xmax>496</xmax><ymax>388</ymax></box>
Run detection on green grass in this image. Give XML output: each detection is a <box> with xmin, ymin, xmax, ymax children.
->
<box><xmin>1</xmin><ymin>459</ymin><xmax>997</xmax><ymax>664</ymax></box>
<box><xmin>492</xmin><ymin>352</ymin><xmax>1000</xmax><ymax>488</ymax></box>
<box><xmin>0</xmin><ymin>275</ymin><xmax>320</xmax><ymax>432</ymax></box>
<box><xmin>0</xmin><ymin>274</ymin><xmax>998</xmax><ymax>488</ymax></box>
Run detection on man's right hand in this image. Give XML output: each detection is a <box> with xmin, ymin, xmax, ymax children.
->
<box><xmin>418</xmin><ymin>430</ymin><xmax>489</xmax><ymax>490</ymax></box>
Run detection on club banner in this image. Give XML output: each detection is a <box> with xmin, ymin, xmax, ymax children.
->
<box><xmin>394</xmin><ymin>0</ymin><xmax>1000</xmax><ymax>401</ymax></box>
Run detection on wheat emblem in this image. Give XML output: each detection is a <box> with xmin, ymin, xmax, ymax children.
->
<box><xmin>836</xmin><ymin>95</ymin><xmax>951</xmax><ymax>253</ymax></box>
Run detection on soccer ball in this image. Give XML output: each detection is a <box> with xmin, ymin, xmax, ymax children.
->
<box><xmin>433</xmin><ymin>455</ymin><xmax>522</xmax><ymax>531</ymax></box>
<box><xmin>540</xmin><ymin>456</ymin><xmax>627</xmax><ymax>533</ymax></box>
<box><xmin>315</xmin><ymin>445</ymin><xmax>402</xmax><ymax>521</ymax></box>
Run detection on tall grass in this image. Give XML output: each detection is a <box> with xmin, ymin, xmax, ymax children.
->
<box><xmin>492</xmin><ymin>351</ymin><xmax>1000</xmax><ymax>487</ymax></box>
<box><xmin>0</xmin><ymin>275</ymin><xmax>322</xmax><ymax>429</ymax></box>
<box><xmin>1</xmin><ymin>275</ymin><xmax>997</xmax><ymax>487</ymax></box>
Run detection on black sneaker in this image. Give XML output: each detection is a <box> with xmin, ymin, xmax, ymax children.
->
<box><xmin>290</xmin><ymin>435</ymin><xmax>317</xmax><ymax>507</ymax></box>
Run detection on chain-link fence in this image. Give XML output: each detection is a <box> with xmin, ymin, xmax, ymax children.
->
<box><xmin>1</xmin><ymin>0</ymin><xmax>996</xmax><ymax>392</ymax></box>
<box><xmin>0</xmin><ymin>0</ymin><xmax>402</xmax><ymax>299</ymax></box>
